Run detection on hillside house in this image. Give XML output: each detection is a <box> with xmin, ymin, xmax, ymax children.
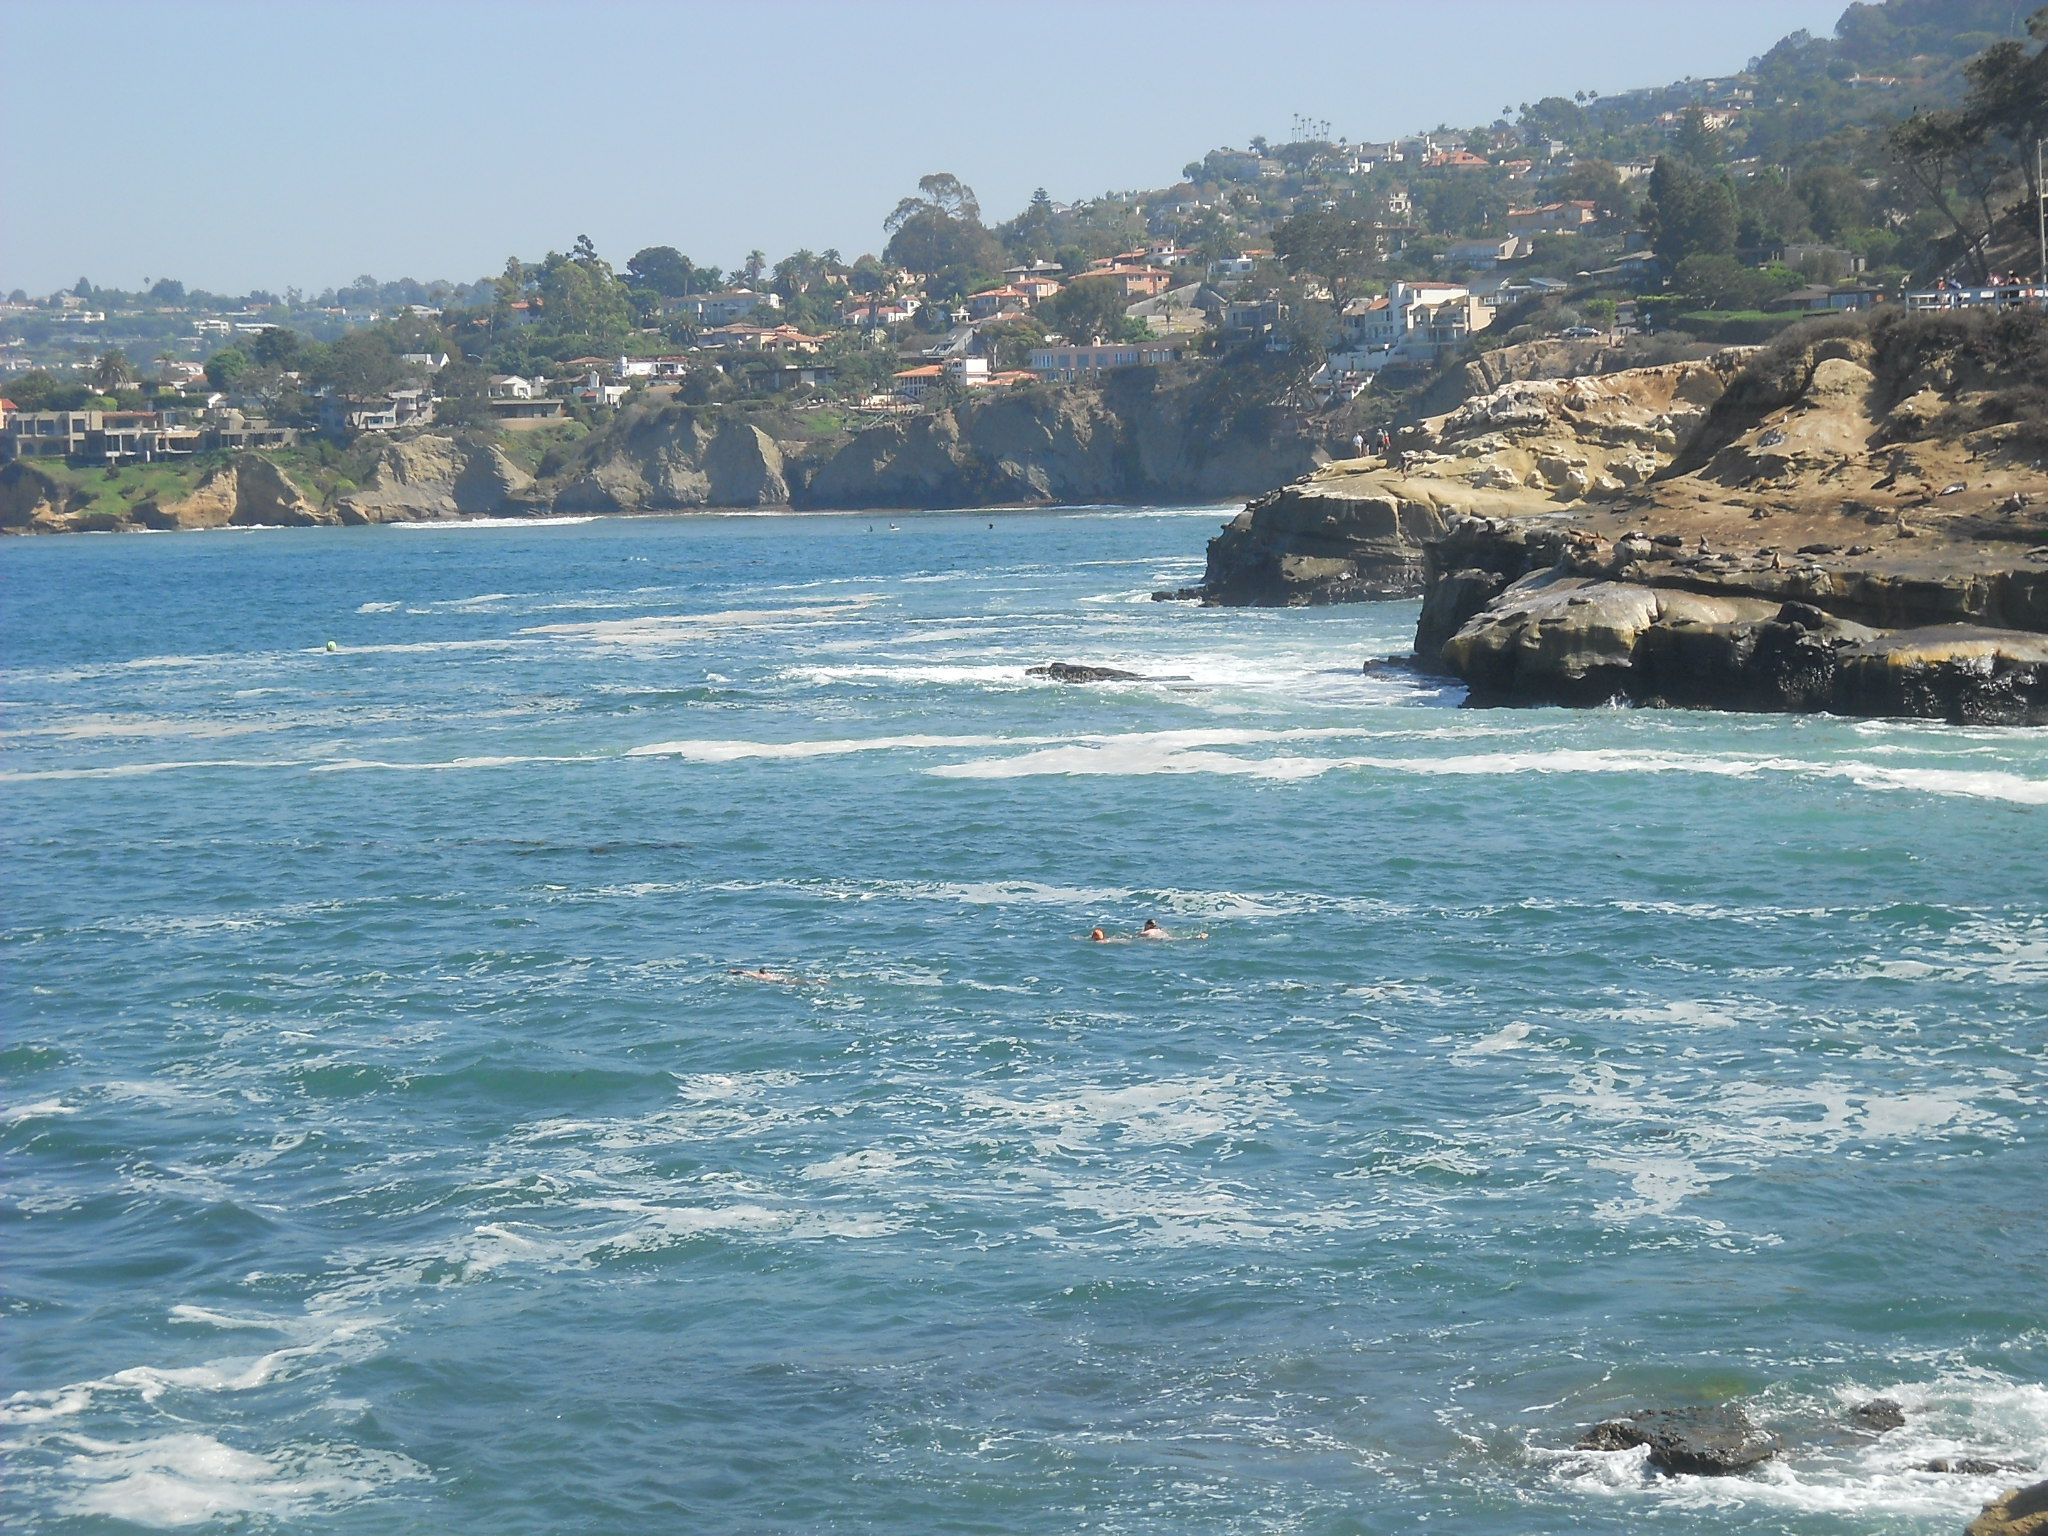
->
<box><xmin>1505</xmin><ymin>201</ymin><xmax>1597</xmax><ymax>235</ymax></box>
<box><xmin>1441</xmin><ymin>236</ymin><xmax>1531</xmax><ymax>269</ymax></box>
<box><xmin>1339</xmin><ymin>280</ymin><xmax>1494</xmax><ymax>372</ymax></box>
<box><xmin>1027</xmin><ymin>341</ymin><xmax>1184</xmax><ymax>383</ymax></box>
<box><xmin>667</xmin><ymin>289</ymin><xmax>782</xmax><ymax>326</ymax></box>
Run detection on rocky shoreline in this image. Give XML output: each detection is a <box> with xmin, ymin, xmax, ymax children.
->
<box><xmin>1193</xmin><ymin>310</ymin><xmax>2048</xmax><ymax>726</ymax></box>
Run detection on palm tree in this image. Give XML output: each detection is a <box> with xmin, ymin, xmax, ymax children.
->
<box><xmin>91</xmin><ymin>350</ymin><xmax>131</xmax><ymax>391</ymax></box>
<box><xmin>742</xmin><ymin>250</ymin><xmax>766</xmax><ymax>286</ymax></box>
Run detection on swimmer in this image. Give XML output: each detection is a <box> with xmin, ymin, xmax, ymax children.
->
<box><xmin>1139</xmin><ymin>919</ymin><xmax>1169</xmax><ymax>939</ymax></box>
<box><xmin>728</xmin><ymin>967</ymin><xmax>820</xmax><ymax>985</ymax></box>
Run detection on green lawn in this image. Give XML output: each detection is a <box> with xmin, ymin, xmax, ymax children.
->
<box><xmin>36</xmin><ymin>459</ymin><xmax>210</xmax><ymax>518</ymax></box>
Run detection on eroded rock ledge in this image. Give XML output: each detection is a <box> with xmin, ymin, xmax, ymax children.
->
<box><xmin>1418</xmin><ymin>516</ymin><xmax>2048</xmax><ymax>723</ymax></box>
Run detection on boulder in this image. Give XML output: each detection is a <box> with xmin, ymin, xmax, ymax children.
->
<box><xmin>1968</xmin><ymin>1480</ymin><xmax>2048</xmax><ymax>1536</ymax></box>
<box><xmin>1576</xmin><ymin>1406</ymin><xmax>1780</xmax><ymax>1476</ymax></box>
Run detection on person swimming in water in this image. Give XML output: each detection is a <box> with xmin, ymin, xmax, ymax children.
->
<box><xmin>729</xmin><ymin>967</ymin><xmax>820</xmax><ymax>985</ymax></box>
<box><xmin>1139</xmin><ymin>920</ymin><xmax>1169</xmax><ymax>939</ymax></box>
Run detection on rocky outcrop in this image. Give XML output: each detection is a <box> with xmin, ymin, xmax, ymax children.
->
<box><xmin>333</xmin><ymin>434</ymin><xmax>537</xmax><ymax>523</ymax></box>
<box><xmin>139</xmin><ymin>455</ymin><xmax>330</xmax><ymax>529</ymax></box>
<box><xmin>0</xmin><ymin>461</ymin><xmax>77</xmax><ymax>533</ymax></box>
<box><xmin>1576</xmin><ymin>1406</ymin><xmax>1781</xmax><ymax>1476</ymax></box>
<box><xmin>554</xmin><ymin>409</ymin><xmax>787</xmax><ymax>511</ymax></box>
<box><xmin>1026</xmin><ymin>663</ymin><xmax>1146</xmax><ymax>682</ymax></box>
<box><xmin>1968</xmin><ymin>1480</ymin><xmax>2048</xmax><ymax>1536</ymax></box>
<box><xmin>1428</xmin><ymin>524</ymin><xmax>2048</xmax><ymax>723</ymax></box>
<box><xmin>1412</xmin><ymin>311</ymin><xmax>2048</xmax><ymax>723</ymax></box>
<box><xmin>1198</xmin><ymin>354</ymin><xmax>1745</xmax><ymax>605</ymax></box>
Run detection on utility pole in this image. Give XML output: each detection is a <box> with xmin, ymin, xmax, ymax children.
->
<box><xmin>2037</xmin><ymin>138</ymin><xmax>2045</xmax><ymax>296</ymax></box>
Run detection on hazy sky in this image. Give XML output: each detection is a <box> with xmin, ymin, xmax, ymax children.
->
<box><xmin>1</xmin><ymin>0</ymin><xmax>1854</xmax><ymax>296</ymax></box>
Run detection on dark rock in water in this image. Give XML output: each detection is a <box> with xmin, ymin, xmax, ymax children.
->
<box><xmin>1027</xmin><ymin>663</ymin><xmax>1146</xmax><ymax>683</ymax></box>
<box><xmin>1922</xmin><ymin>1458</ymin><xmax>2032</xmax><ymax>1475</ymax></box>
<box><xmin>1575</xmin><ymin>1406</ymin><xmax>1781</xmax><ymax>1475</ymax></box>
<box><xmin>1849</xmin><ymin>1398</ymin><xmax>1907</xmax><ymax>1434</ymax></box>
<box><xmin>1968</xmin><ymin>1479</ymin><xmax>2048</xmax><ymax>1536</ymax></box>
<box><xmin>1151</xmin><ymin>587</ymin><xmax>1202</xmax><ymax>602</ymax></box>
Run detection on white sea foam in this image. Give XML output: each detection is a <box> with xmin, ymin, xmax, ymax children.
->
<box><xmin>927</xmin><ymin>741</ymin><xmax>2048</xmax><ymax>802</ymax></box>
<box><xmin>1551</xmin><ymin>1372</ymin><xmax>2048</xmax><ymax>1522</ymax></box>
<box><xmin>1</xmin><ymin>1098</ymin><xmax>78</xmax><ymax>1125</ymax></box>
<box><xmin>627</xmin><ymin>731</ymin><xmax>1051</xmax><ymax>762</ymax></box>
<box><xmin>389</xmin><ymin>514</ymin><xmax>596</xmax><ymax>528</ymax></box>
<box><xmin>1458</xmin><ymin>1022</ymin><xmax>1536</xmax><ymax>1057</ymax></box>
<box><xmin>523</xmin><ymin>599</ymin><xmax>880</xmax><ymax>646</ymax></box>
<box><xmin>52</xmin><ymin>1433</ymin><xmax>427</xmax><ymax>1527</ymax></box>
<box><xmin>0</xmin><ymin>758</ymin><xmax>299</xmax><ymax>783</ymax></box>
<box><xmin>1</xmin><ymin>1317</ymin><xmax>380</xmax><ymax>1425</ymax></box>
<box><xmin>309</xmin><ymin>753</ymin><xmax>599</xmax><ymax>774</ymax></box>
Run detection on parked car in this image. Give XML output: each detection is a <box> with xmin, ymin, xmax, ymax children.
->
<box><xmin>1559</xmin><ymin>325</ymin><xmax>1603</xmax><ymax>339</ymax></box>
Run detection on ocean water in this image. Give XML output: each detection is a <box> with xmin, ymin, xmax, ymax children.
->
<box><xmin>2</xmin><ymin>506</ymin><xmax>2043</xmax><ymax>1535</ymax></box>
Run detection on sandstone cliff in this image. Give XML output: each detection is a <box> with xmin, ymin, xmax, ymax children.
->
<box><xmin>1199</xmin><ymin>353</ymin><xmax>1745</xmax><ymax>604</ymax></box>
<box><xmin>138</xmin><ymin>455</ymin><xmax>330</xmax><ymax>529</ymax></box>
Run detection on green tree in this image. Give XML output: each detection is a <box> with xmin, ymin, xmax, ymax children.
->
<box><xmin>1668</xmin><ymin>106</ymin><xmax>1724</xmax><ymax>168</ymax></box>
<box><xmin>2</xmin><ymin>369</ymin><xmax>90</xmax><ymax>410</ymax></box>
<box><xmin>1645</xmin><ymin>155</ymin><xmax>1737</xmax><ymax>265</ymax></box>
<box><xmin>147</xmin><ymin>277</ymin><xmax>186</xmax><ymax>305</ymax></box>
<box><xmin>883</xmin><ymin>173</ymin><xmax>1006</xmax><ymax>283</ymax></box>
<box><xmin>311</xmin><ymin>331</ymin><xmax>400</xmax><ymax>398</ymax></box>
<box><xmin>1793</xmin><ymin>165</ymin><xmax>1873</xmax><ymax>243</ymax></box>
<box><xmin>533</xmin><ymin>248</ymin><xmax>633</xmax><ymax>349</ymax></box>
<box><xmin>1039</xmin><ymin>277</ymin><xmax>1130</xmax><ymax>343</ymax></box>
<box><xmin>203</xmin><ymin>347</ymin><xmax>251</xmax><ymax>392</ymax></box>
<box><xmin>1551</xmin><ymin>159</ymin><xmax>1629</xmax><ymax>220</ymax></box>
<box><xmin>250</xmin><ymin>326</ymin><xmax>305</xmax><ymax>370</ymax></box>
<box><xmin>1886</xmin><ymin>109</ymin><xmax>2002</xmax><ymax>280</ymax></box>
<box><xmin>625</xmin><ymin>246</ymin><xmax>699</xmax><ymax>296</ymax></box>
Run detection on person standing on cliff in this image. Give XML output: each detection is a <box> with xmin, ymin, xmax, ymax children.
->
<box><xmin>1352</xmin><ymin>432</ymin><xmax>1365</xmax><ymax>459</ymax></box>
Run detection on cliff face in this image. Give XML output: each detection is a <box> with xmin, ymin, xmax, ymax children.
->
<box><xmin>797</xmin><ymin>378</ymin><xmax>1323</xmax><ymax>509</ymax></box>
<box><xmin>334</xmin><ymin>435</ymin><xmax>538</xmax><ymax>523</ymax></box>
<box><xmin>0</xmin><ymin>462</ymin><xmax>76</xmax><ymax>533</ymax></box>
<box><xmin>1418</xmin><ymin>312</ymin><xmax>2048</xmax><ymax>724</ymax></box>
<box><xmin>554</xmin><ymin>410</ymin><xmax>788</xmax><ymax>512</ymax></box>
<box><xmin>1199</xmin><ymin>353</ymin><xmax>1745</xmax><ymax>605</ymax></box>
<box><xmin>138</xmin><ymin>455</ymin><xmax>331</xmax><ymax>529</ymax></box>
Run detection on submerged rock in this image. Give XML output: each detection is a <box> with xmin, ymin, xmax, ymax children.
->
<box><xmin>1027</xmin><ymin>663</ymin><xmax>1146</xmax><ymax>683</ymax></box>
<box><xmin>1849</xmin><ymin>1398</ymin><xmax>1907</xmax><ymax>1434</ymax></box>
<box><xmin>1968</xmin><ymin>1479</ymin><xmax>2048</xmax><ymax>1536</ymax></box>
<box><xmin>1575</xmin><ymin>1406</ymin><xmax>1780</xmax><ymax>1476</ymax></box>
<box><xmin>1925</xmin><ymin>1458</ymin><xmax>2034</xmax><ymax>1475</ymax></box>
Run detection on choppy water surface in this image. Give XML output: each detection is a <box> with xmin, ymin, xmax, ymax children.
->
<box><xmin>3</xmin><ymin>508</ymin><xmax>2044</xmax><ymax>1533</ymax></box>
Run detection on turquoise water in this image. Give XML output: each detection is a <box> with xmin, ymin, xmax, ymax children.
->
<box><xmin>2</xmin><ymin>508</ymin><xmax>2044</xmax><ymax>1533</ymax></box>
